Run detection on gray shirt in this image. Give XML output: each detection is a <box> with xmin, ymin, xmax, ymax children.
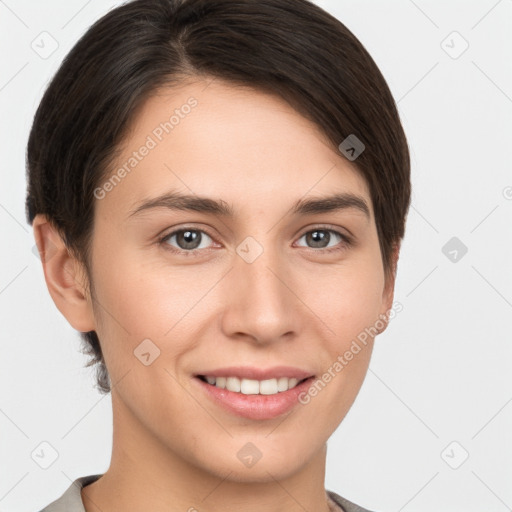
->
<box><xmin>38</xmin><ymin>474</ymin><xmax>377</xmax><ymax>512</ymax></box>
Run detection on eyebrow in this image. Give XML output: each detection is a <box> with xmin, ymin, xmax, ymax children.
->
<box><xmin>127</xmin><ymin>190</ymin><xmax>370</xmax><ymax>219</ymax></box>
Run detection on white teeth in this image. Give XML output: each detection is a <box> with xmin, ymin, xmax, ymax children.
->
<box><xmin>202</xmin><ymin>375</ymin><xmax>305</xmax><ymax>395</ymax></box>
<box><xmin>226</xmin><ymin>376</ymin><xmax>241</xmax><ymax>393</ymax></box>
<box><xmin>277</xmin><ymin>377</ymin><xmax>289</xmax><ymax>392</ymax></box>
<box><xmin>240</xmin><ymin>379</ymin><xmax>260</xmax><ymax>395</ymax></box>
<box><xmin>259</xmin><ymin>378</ymin><xmax>278</xmax><ymax>395</ymax></box>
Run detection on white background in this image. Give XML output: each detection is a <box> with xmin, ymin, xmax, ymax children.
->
<box><xmin>1</xmin><ymin>1</ymin><xmax>511</xmax><ymax>511</ymax></box>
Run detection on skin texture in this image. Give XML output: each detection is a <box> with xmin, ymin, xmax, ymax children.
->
<box><xmin>33</xmin><ymin>77</ymin><xmax>398</xmax><ymax>512</ymax></box>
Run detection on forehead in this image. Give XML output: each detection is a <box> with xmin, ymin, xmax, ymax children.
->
<box><xmin>96</xmin><ymin>78</ymin><xmax>372</xmax><ymax>218</ymax></box>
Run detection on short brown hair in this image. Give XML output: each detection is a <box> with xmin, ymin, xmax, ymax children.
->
<box><xmin>25</xmin><ymin>0</ymin><xmax>411</xmax><ymax>394</ymax></box>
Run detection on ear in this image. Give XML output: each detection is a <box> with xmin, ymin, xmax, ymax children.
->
<box><xmin>32</xmin><ymin>214</ymin><xmax>96</xmax><ymax>333</ymax></box>
<box><xmin>377</xmin><ymin>242</ymin><xmax>400</xmax><ymax>334</ymax></box>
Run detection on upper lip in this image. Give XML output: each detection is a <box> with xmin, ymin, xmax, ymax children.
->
<box><xmin>196</xmin><ymin>366</ymin><xmax>315</xmax><ymax>381</ymax></box>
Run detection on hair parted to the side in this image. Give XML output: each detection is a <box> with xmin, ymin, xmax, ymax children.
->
<box><xmin>25</xmin><ymin>0</ymin><xmax>411</xmax><ymax>394</ymax></box>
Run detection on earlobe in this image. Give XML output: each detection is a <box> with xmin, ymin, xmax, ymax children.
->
<box><xmin>32</xmin><ymin>214</ymin><xmax>96</xmax><ymax>333</ymax></box>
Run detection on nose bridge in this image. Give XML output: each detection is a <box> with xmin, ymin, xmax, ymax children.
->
<box><xmin>222</xmin><ymin>234</ymin><xmax>298</xmax><ymax>342</ymax></box>
<box><xmin>237</xmin><ymin>234</ymin><xmax>288</xmax><ymax>305</ymax></box>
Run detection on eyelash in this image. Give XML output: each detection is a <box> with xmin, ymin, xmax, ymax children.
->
<box><xmin>157</xmin><ymin>225</ymin><xmax>352</xmax><ymax>257</ymax></box>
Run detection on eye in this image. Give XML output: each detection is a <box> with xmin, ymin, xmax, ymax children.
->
<box><xmin>295</xmin><ymin>227</ymin><xmax>351</xmax><ymax>253</ymax></box>
<box><xmin>159</xmin><ymin>228</ymin><xmax>215</xmax><ymax>255</ymax></box>
<box><xmin>158</xmin><ymin>225</ymin><xmax>352</xmax><ymax>257</ymax></box>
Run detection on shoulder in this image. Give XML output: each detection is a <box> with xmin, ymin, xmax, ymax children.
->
<box><xmin>37</xmin><ymin>478</ymin><xmax>374</xmax><ymax>512</ymax></box>
<box><xmin>327</xmin><ymin>489</ymin><xmax>379</xmax><ymax>512</ymax></box>
<box><xmin>37</xmin><ymin>474</ymin><xmax>103</xmax><ymax>512</ymax></box>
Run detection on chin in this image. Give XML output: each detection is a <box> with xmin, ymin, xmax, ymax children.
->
<box><xmin>194</xmin><ymin>439</ymin><xmax>319</xmax><ymax>484</ymax></box>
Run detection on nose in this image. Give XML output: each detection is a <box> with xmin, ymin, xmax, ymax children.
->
<box><xmin>220</xmin><ymin>239</ymin><xmax>301</xmax><ymax>345</ymax></box>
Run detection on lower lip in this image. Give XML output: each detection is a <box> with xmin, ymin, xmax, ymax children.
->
<box><xmin>194</xmin><ymin>376</ymin><xmax>315</xmax><ymax>420</ymax></box>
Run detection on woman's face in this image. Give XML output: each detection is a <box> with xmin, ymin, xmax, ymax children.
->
<box><xmin>87</xmin><ymin>78</ymin><xmax>395</xmax><ymax>481</ymax></box>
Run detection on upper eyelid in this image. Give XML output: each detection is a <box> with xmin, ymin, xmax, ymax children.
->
<box><xmin>162</xmin><ymin>226</ymin><xmax>216</xmax><ymax>243</ymax></box>
<box><xmin>298</xmin><ymin>224</ymin><xmax>351</xmax><ymax>238</ymax></box>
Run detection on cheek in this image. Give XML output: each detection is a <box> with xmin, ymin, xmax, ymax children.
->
<box><xmin>305</xmin><ymin>258</ymin><xmax>386</xmax><ymax>342</ymax></box>
<box><xmin>89</xmin><ymin>246</ymin><xmax>219</xmax><ymax>377</ymax></box>
<box><xmin>91</xmin><ymin>244</ymin><xmax>194</xmax><ymax>333</ymax></box>
<box><xmin>296</xmin><ymin>263</ymin><xmax>384</xmax><ymax>436</ymax></box>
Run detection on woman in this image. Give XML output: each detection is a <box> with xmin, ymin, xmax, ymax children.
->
<box><xmin>27</xmin><ymin>0</ymin><xmax>410</xmax><ymax>510</ymax></box>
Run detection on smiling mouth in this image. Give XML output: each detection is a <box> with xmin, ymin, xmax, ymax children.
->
<box><xmin>197</xmin><ymin>375</ymin><xmax>310</xmax><ymax>395</ymax></box>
